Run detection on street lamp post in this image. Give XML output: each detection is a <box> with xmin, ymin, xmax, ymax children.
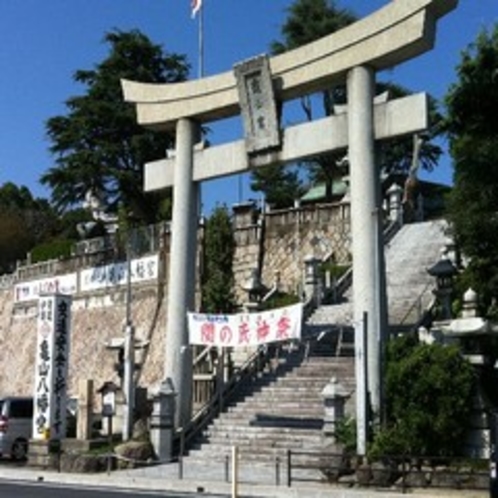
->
<box><xmin>79</xmin><ymin>189</ymin><xmax>135</xmax><ymax>440</ymax></box>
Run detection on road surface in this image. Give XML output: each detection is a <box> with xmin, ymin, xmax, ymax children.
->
<box><xmin>0</xmin><ymin>480</ymin><xmax>225</xmax><ymax>498</ymax></box>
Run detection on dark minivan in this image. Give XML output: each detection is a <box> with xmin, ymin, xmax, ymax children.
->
<box><xmin>0</xmin><ymin>397</ymin><xmax>33</xmax><ymax>460</ymax></box>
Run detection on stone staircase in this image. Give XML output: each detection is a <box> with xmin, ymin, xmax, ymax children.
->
<box><xmin>385</xmin><ymin>219</ymin><xmax>449</xmax><ymax>329</ymax></box>
<box><xmin>179</xmin><ymin>219</ymin><xmax>450</xmax><ymax>474</ymax></box>
<box><xmin>185</xmin><ymin>335</ymin><xmax>355</xmax><ymax>471</ymax></box>
<box><xmin>304</xmin><ymin>219</ymin><xmax>450</xmax><ymax>331</ymax></box>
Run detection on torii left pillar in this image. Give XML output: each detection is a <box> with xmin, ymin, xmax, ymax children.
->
<box><xmin>164</xmin><ymin>118</ymin><xmax>199</xmax><ymax>427</ymax></box>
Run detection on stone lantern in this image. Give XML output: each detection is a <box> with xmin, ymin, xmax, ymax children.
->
<box><xmin>321</xmin><ymin>377</ymin><xmax>350</xmax><ymax>441</ymax></box>
<box><xmin>97</xmin><ymin>381</ymin><xmax>120</xmax><ymax>442</ymax></box>
<box><xmin>241</xmin><ymin>268</ymin><xmax>265</xmax><ymax>312</ymax></box>
<box><xmin>428</xmin><ymin>252</ymin><xmax>458</xmax><ymax>320</ymax></box>
<box><xmin>304</xmin><ymin>254</ymin><xmax>321</xmax><ymax>305</ymax></box>
<box><xmin>387</xmin><ymin>182</ymin><xmax>403</xmax><ymax>225</ymax></box>
<box><xmin>150</xmin><ymin>378</ymin><xmax>177</xmax><ymax>462</ymax></box>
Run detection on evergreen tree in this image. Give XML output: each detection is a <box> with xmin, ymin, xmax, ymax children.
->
<box><xmin>41</xmin><ymin>30</ymin><xmax>189</xmax><ymax>223</ymax></box>
<box><xmin>201</xmin><ymin>206</ymin><xmax>237</xmax><ymax>313</ymax></box>
<box><xmin>250</xmin><ymin>164</ymin><xmax>304</xmax><ymax>209</ymax></box>
<box><xmin>0</xmin><ymin>182</ymin><xmax>57</xmax><ymax>273</ymax></box>
<box><xmin>252</xmin><ymin>0</ymin><xmax>442</xmax><ymax>203</ymax></box>
<box><xmin>444</xmin><ymin>25</ymin><xmax>498</xmax><ymax>314</ymax></box>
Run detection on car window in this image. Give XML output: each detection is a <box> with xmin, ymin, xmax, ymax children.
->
<box><xmin>10</xmin><ymin>399</ymin><xmax>33</xmax><ymax>418</ymax></box>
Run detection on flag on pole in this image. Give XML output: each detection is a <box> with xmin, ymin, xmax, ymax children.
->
<box><xmin>191</xmin><ymin>0</ymin><xmax>202</xmax><ymax>18</ymax></box>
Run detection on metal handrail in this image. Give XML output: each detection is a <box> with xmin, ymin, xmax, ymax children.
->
<box><xmin>324</xmin><ymin>219</ymin><xmax>402</xmax><ymax>304</ymax></box>
<box><xmin>176</xmin><ymin>342</ymin><xmax>285</xmax><ymax>456</ymax></box>
<box><xmin>192</xmin><ymin>345</ymin><xmax>214</xmax><ymax>369</ymax></box>
<box><xmin>397</xmin><ymin>280</ymin><xmax>436</xmax><ymax>329</ymax></box>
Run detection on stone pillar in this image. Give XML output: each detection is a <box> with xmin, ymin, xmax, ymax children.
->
<box><xmin>347</xmin><ymin>66</ymin><xmax>387</xmax><ymax>420</ymax></box>
<box><xmin>76</xmin><ymin>379</ymin><xmax>93</xmax><ymax>440</ymax></box>
<box><xmin>165</xmin><ymin>118</ymin><xmax>198</xmax><ymax>427</ymax></box>
<box><xmin>150</xmin><ymin>379</ymin><xmax>176</xmax><ymax>462</ymax></box>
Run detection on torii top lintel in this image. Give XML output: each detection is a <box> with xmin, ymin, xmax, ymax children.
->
<box><xmin>121</xmin><ymin>0</ymin><xmax>457</xmax><ymax>131</ymax></box>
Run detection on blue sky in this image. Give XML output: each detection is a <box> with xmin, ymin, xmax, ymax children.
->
<box><xmin>0</xmin><ymin>0</ymin><xmax>496</xmax><ymax>213</ymax></box>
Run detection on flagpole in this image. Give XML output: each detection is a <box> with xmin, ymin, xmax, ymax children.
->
<box><xmin>195</xmin><ymin>1</ymin><xmax>204</xmax><ymax>215</ymax></box>
<box><xmin>198</xmin><ymin>1</ymin><xmax>204</xmax><ymax>78</ymax></box>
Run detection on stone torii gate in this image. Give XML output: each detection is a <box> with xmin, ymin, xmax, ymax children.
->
<box><xmin>122</xmin><ymin>0</ymin><xmax>457</xmax><ymax>429</ymax></box>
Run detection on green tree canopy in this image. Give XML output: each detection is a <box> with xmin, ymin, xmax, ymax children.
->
<box><xmin>251</xmin><ymin>0</ymin><xmax>356</xmax><ymax>204</ymax></box>
<box><xmin>252</xmin><ymin>0</ymin><xmax>442</xmax><ymax>204</ymax></box>
<box><xmin>250</xmin><ymin>164</ymin><xmax>305</xmax><ymax>209</ymax></box>
<box><xmin>444</xmin><ymin>25</ymin><xmax>498</xmax><ymax>312</ymax></box>
<box><xmin>201</xmin><ymin>206</ymin><xmax>237</xmax><ymax>313</ymax></box>
<box><xmin>0</xmin><ymin>182</ymin><xmax>57</xmax><ymax>273</ymax></box>
<box><xmin>41</xmin><ymin>30</ymin><xmax>189</xmax><ymax>223</ymax></box>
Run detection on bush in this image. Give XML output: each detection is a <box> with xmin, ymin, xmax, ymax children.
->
<box><xmin>370</xmin><ymin>335</ymin><xmax>475</xmax><ymax>459</ymax></box>
<box><xmin>319</xmin><ymin>262</ymin><xmax>349</xmax><ymax>281</ymax></box>
<box><xmin>30</xmin><ymin>239</ymin><xmax>73</xmax><ymax>263</ymax></box>
<box><xmin>261</xmin><ymin>292</ymin><xmax>300</xmax><ymax>310</ymax></box>
<box><xmin>335</xmin><ymin>416</ymin><xmax>357</xmax><ymax>453</ymax></box>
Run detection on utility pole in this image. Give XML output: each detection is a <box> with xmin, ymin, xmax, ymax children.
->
<box><xmin>122</xmin><ymin>228</ymin><xmax>135</xmax><ymax>441</ymax></box>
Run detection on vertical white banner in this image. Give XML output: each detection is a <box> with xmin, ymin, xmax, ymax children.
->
<box><xmin>33</xmin><ymin>294</ymin><xmax>72</xmax><ymax>440</ymax></box>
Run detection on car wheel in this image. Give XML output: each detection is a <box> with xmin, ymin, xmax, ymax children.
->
<box><xmin>11</xmin><ymin>439</ymin><xmax>27</xmax><ymax>461</ymax></box>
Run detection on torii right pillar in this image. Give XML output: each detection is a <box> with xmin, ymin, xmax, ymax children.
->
<box><xmin>348</xmin><ymin>65</ymin><xmax>388</xmax><ymax>429</ymax></box>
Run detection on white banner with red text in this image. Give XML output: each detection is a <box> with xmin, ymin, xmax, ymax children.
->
<box><xmin>188</xmin><ymin>303</ymin><xmax>303</xmax><ymax>348</ymax></box>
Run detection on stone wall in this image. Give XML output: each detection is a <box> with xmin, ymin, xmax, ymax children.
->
<box><xmin>232</xmin><ymin>201</ymin><xmax>351</xmax><ymax>302</ymax></box>
<box><xmin>0</xmin><ymin>267</ymin><xmax>167</xmax><ymax>400</ymax></box>
<box><xmin>0</xmin><ymin>202</ymin><xmax>352</xmax><ymax>398</ymax></box>
<box><xmin>262</xmin><ymin>203</ymin><xmax>351</xmax><ymax>295</ymax></box>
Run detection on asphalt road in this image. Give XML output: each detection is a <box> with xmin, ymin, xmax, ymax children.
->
<box><xmin>0</xmin><ymin>481</ymin><xmax>226</xmax><ymax>498</ymax></box>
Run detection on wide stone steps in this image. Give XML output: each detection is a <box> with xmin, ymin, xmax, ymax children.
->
<box><xmin>184</xmin><ymin>349</ymin><xmax>356</xmax><ymax>468</ymax></box>
<box><xmin>225</xmin><ymin>402</ymin><xmax>326</xmax><ymax>414</ymax></box>
<box><xmin>214</xmin><ymin>414</ymin><xmax>325</xmax><ymax>426</ymax></box>
<box><xmin>189</xmin><ymin>438</ymin><xmax>325</xmax><ymax>455</ymax></box>
<box><xmin>205</xmin><ymin>424</ymin><xmax>322</xmax><ymax>436</ymax></box>
<box><xmin>198</xmin><ymin>431</ymin><xmax>324</xmax><ymax>447</ymax></box>
<box><xmin>187</xmin><ymin>445</ymin><xmax>326</xmax><ymax>465</ymax></box>
<box><xmin>178</xmin><ymin>221</ymin><xmax>451</xmax><ymax>477</ymax></box>
<box><xmin>226</xmin><ymin>400</ymin><xmax>325</xmax><ymax>411</ymax></box>
<box><xmin>238</xmin><ymin>382</ymin><xmax>329</xmax><ymax>394</ymax></box>
<box><xmin>306</xmin><ymin>303</ymin><xmax>353</xmax><ymax>328</ymax></box>
<box><xmin>234</xmin><ymin>383</ymin><xmax>355</xmax><ymax>404</ymax></box>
